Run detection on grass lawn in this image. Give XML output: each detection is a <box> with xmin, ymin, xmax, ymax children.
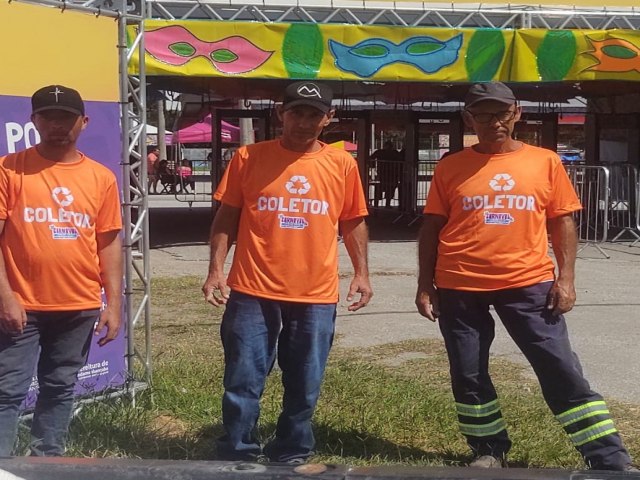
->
<box><xmin>47</xmin><ymin>276</ymin><xmax>640</xmax><ymax>467</ymax></box>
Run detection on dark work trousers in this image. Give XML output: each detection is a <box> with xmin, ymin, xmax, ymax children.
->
<box><xmin>438</xmin><ymin>282</ymin><xmax>631</xmax><ymax>470</ymax></box>
<box><xmin>0</xmin><ymin>310</ymin><xmax>99</xmax><ymax>457</ymax></box>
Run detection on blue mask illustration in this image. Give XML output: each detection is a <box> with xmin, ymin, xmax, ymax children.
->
<box><xmin>329</xmin><ymin>34</ymin><xmax>463</xmax><ymax>78</ymax></box>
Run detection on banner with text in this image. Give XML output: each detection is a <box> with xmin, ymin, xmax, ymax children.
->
<box><xmin>0</xmin><ymin>1</ymin><xmax>125</xmax><ymax>409</ymax></box>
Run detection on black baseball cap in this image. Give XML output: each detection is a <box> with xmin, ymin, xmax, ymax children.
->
<box><xmin>31</xmin><ymin>85</ymin><xmax>85</xmax><ymax>116</ymax></box>
<box><xmin>465</xmin><ymin>82</ymin><xmax>516</xmax><ymax>109</ymax></box>
<box><xmin>283</xmin><ymin>81</ymin><xmax>333</xmax><ymax>114</ymax></box>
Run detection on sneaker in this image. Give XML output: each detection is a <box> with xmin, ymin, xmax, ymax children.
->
<box><xmin>469</xmin><ymin>455</ymin><xmax>507</xmax><ymax>468</ymax></box>
<box><xmin>624</xmin><ymin>465</ymin><xmax>640</xmax><ymax>472</ymax></box>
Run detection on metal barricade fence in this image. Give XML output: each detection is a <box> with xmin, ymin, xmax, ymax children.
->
<box><xmin>564</xmin><ymin>164</ymin><xmax>610</xmax><ymax>258</ymax></box>
<box><xmin>415</xmin><ymin>160</ymin><xmax>438</xmax><ymax>214</ymax></box>
<box><xmin>172</xmin><ymin>158</ymin><xmax>214</xmax><ymax>207</ymax></box>
<box><xmin>634</xmin><ymin>176</ymin><xmax>640</xmax><ymax>247</ymax></box>
<box><xmin>603</xmin><ymin>163</ymin><xmax>640</xmax><ymax>243</ymax></box>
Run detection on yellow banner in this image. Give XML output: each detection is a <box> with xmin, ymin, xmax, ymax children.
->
<box><xmin>514</xmin><ymin>29</ymin><xmax>640</xmax><ymax>82</ymax></box>
<box><xmin>372</xmin><ymin>0</ymin><xmax>638</xmax><ymax>6</ymax></box>
<box><xmin>0</xmin><ymin>1</ymin><xmax>119</xmax><ymax>100</ymax></box>
<box><xmin>130</xmin><ymin>20</ymin><xmax>640</xmax><ymax>83</ymax></box>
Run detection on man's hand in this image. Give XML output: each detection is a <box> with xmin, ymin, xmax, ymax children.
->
<box><xmin>415</xmin><ymin>285</ymin><xmax>440</xmax><ymax>322</ymax></box>
<box><xmin>95</xmin><ymin>304</ymin><xmax>121</xmax><ymax>347</ymax></box>
<box><xmin>346</xmin><ymin>275</ymin><xmax>373</xmax><ymax>311</ymax></box>
<box><xmin>546</xmin><ymin>278</ymin><xmax>576</xmax><ymax>315</ymax></box>
<box><xmin>202</xmin><ymin>274</ymin><xmax>230</xmax><ymax>307</ymax></box>
<box><xmin>0</xmin><ymin>293</ymin><xmax>26</xmax><ymax>335</ymax></box>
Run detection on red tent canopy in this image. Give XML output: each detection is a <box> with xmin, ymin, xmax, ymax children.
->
<box><xmin>171</xmin><ymin>114</ymin><xmax>240</xmax><ymax>144</ymax></box>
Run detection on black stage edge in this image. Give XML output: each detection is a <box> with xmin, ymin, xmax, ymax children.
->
<box><xmin>0</xmin><ymin>458</ymin><xmax>639</xmax><ymax>480</ymax></box>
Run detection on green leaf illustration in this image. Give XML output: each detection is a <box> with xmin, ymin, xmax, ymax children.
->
<box><xmin>407</xmin><ymin>42</ymin><xmax>443</xmax><ymax>55</ymax></box>
<box><xmin>282</xmin><ymin>24</ymin><xmax>324</xmax><ymax>79</ymax></box>
<box><xmin>352</xmin><ymin>45</ymin><xmax>389</xmax><ymax>57</ymax></box>
<box><xmin>465</xmin><ymin>30</ymin><xmax>505</xmax><ymax>82</ymax></box>
<box><xmin>211</xmin><ymin>49</ymin><xmax>238</xmax><ymax>63</ymax></box>
<box><xmin>169</xmin><ymin>42</ymin><xmax>196</xmax><ymax>57</ymax></box>
<box><xmin>537</xmin><ymin>30</ymin><xmax>577</xmax><ymax>81</ymax></box>
<box><xmin>601</xmin><ymin>45</ymin><xmax>637</xmax><ymax>59</ymax></box>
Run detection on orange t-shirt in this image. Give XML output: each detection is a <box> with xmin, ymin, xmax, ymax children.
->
<box><xmin>424</xmin><ymin>143</ymin><xmax>581</xmax><ymax>291</ymax></box>
<box><xmin>214</xmin><ymin>140</ymin><xmax>369</xmax><ymax>303</ymax></box>
<box><xmin>0</xmin><ymin>148</ymin><xmax>122</xmax><ymax>310</ymax></box>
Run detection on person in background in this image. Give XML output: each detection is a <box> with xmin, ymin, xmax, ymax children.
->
<box><xmin>147</xmin><ymin>146</ymin><xmax>160</xmax><ymax>194</ymax></box>
<box><xmin>177</xmin><ymin>159</ymin><xmax>195</xmax><ymax>193</ymax></box>
<box><xmin>203</xmin><ymin>80</ymin><xmax>372</xmax><ymax>464</ymax></box>
<box><xmin>0</xmin><ymin>85</ymin><xmax>122</xmax><ymax>457</ymax></box>
<box><xmin>370</xmin><ymin>141</ymin><xmax>402</xmax><ymax>208</ymax></box>
<box><xmin>415</xmin><ymin>82</ymin><xmax>637</xmax><ymax>472</ymax></box>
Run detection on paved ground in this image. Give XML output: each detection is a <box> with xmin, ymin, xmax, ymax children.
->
<box><xmin>148</xmin><ymin>195</ymin><xmax>640</xmax><ymax>404</ymax></box>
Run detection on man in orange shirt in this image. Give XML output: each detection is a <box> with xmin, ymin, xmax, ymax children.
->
<box><xmin>416</xmin><ymin>82</ymin><xmax>636</xmax><ymax>471</ymax></box>
<box><xmin>202</xmin><ymin>81</ymin><xmax>372</xmax><ymax>464</ymax></box>
<box><xmin>0</xmin><ymin>85</ymin><xmax>122</xmax><ymax>456</ymax></box>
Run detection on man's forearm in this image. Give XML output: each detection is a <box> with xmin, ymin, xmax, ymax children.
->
<box><xmin>548</xmin><ymin>214</ymin><xmax>578</xmax><ymax>281</ymax></box>
<box><xmin>417</xmin><ymin>215</ymin><xmax>446</xmax><ymax>289</ymax></box>
<box><xmin>208</xmin><ymin>231</ymin><xmax>233</xmax><ymax>277</ymax></box>
<box><xmin>98</xmin><ymin>233</ymin><xmax>123</xmax><ymax>309</ymax></box>
<box><xmin>0</xmin><ymin>251</ymin><xmax>16</xmax><ymax>304</ymax></box>
<box><xmin>340</xmin><ymin>217</ymin><xmax>369</xmax><ymax>277</ymax></box>
<box><xmin>0</xmin><ymin>222</ymin><xmax>16</xmax><ymax>304</ymax></box>
<box><xmin>207</xmin><ymin>204</ymin><xmax>241</xmax><ymax>277</ymax></box>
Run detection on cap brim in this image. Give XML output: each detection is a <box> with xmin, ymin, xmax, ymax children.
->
<box><xmin>32</xmin><ymin>105</ymin><xmax>84</xmax><ymax>116</ymax></box>
<box><xmin>283</xmin><ymin>99</ymin><xmax>331</xmax><ymax>114</ymax></box>
<box><xmin>465</xmin><ymin>97</ymin><xmax>516</xmax><ymax>109</ymax></box>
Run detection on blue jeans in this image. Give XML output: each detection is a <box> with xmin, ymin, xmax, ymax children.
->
<box><xmin>218</xmin><ymin>291</ymin><xmax>336</xmax><ymax>462</ymax></box>
<box><xmin>0</xmin><ymin>310</ymin><xmax>99</xmax><ymax>457</ymax></box>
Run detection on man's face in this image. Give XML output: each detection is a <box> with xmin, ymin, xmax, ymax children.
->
<box><xmin>277</xmin><ymin>104</ymin><xmax>334</xmax><ymax>145</ymax></box>
<box><xmin>463</xmin><ymin>100</ymin><xmax>521</xmax><ymax>145</ymax></box>
<box><xmin>32</xmin><ymin>110</ymin><xmax>88</xmax><ymax>147</ymax></box>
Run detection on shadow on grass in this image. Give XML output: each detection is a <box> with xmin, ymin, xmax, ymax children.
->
<box><xmin>312</xmin><ymin>422</ymin><xmax>469</xmax><ymax>466</ymax></box>
<box><xmin>67</xmin><ymin>407</ymin><xmax>468</xmax><ymax>466</ymax></box>
<box><xmin>67</xmin><ymin>409</ymin><xmax>224</xmax><ymax>460</ymax></box>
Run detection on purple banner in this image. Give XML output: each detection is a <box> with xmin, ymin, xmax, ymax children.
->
<box><xmin>0</xmin><ymin>95</ymin><xmax>122</xmax><ymax>180</ymax></box>
<box><xmin>0</xmin><ymin>94</ymin><xmax>127</xmax><ymax>410</ymax></box>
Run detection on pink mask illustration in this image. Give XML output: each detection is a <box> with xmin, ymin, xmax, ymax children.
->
<box><xmin>145</xmin><ymin>25</ymin><xmax>274</xmax><ymax>75</ymax></box>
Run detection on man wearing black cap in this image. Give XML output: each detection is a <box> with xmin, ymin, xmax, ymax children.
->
<box><xmin>415</xmin><ymin>82</ymin><xmax>636</xmax><ymax>471</ymax></box>
<box><xmin>0</xmin><ymin>85</ymin><xmax>122</xmax><ymax>456</ymax></box>
<box><xmin>202</xmin><ymin>81</ymin><xmax>372</xmax><ymax>464</ymax></box>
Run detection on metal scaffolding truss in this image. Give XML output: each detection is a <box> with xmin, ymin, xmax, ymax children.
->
<box><xmin>119</xmin><ymin>0</ymin><xmax>151</xmax><ymax>397</ymax></box>
<box><xmin>41</xmin><ymin>0</ymin><xmax>151</xmax><ymax>397</ymax></box>
<box><xmin>145</xmin><ymin>0</ymin><xmax>640</xmax><ymax>30</ymax></box>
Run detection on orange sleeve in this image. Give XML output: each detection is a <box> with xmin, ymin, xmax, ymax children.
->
<box><xmin>0</xmin><ymin>162</ymin><xmax>9</xmax><ymax>220</ymax></box>
<box><xmin>96</xmin><ymin>176</ymin><xmax>123</xmax><ymax>233</ymax></box>
<box><xmin>423</xmin><ymin>163</ymin><xmax>450</xmax><ymax>217</ymax></box>
<box><xmin>213</xmin><ymin>151</ymin><xmax>244</xmax><ymax>207</ymax></box>
<box><xmin>340</xmin><ymin>160</ymin><xmax>369</xmax><ymax>220</ymax></box>
<box><xmin>547</xmin><ymin>157</ymin><xmax>582</xmax><ymax>218</ymax></box>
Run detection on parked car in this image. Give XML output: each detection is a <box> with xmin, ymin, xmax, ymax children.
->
<box><xmin>559</xmin><ymin>149</ymin><xmax>584</xmax><ymax>163</ymax></box>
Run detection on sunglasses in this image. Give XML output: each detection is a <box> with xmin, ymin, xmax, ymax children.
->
<box><xmin>465</xmin><ymin>110</ymin><xmax>517</xmax><ymax>124</ymax></box>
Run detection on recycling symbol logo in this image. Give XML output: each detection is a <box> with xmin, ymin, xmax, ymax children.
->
<box><xmin>52</xmin><ymin>186</ymin><xmax>74</xmax><ymax>207</ymax></box>
<box><xmin>489</xmin><ymin>173</ymin><xmax>515</xmax><ymax>192</ymax></box>
<box><xmin>285</xmin><ymin>175</ymin><xmax>311</xmax><ymax>195</ymax></box>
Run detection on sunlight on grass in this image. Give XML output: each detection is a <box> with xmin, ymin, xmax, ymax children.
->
<box><xmin>63</xmin><ymin>276</ymin><xmax>640</xmax><ymax>468</ymax></box>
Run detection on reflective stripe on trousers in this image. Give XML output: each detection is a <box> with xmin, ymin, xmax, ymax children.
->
<box><xmin>456</xmin><ymin>399</ymin><xmax>507</xmax><ymax>438</ymax></box>
<box><xmin>556</xmin><ymin>401</ymin><xmax>619</xmax><ymax>448</ymax></box>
